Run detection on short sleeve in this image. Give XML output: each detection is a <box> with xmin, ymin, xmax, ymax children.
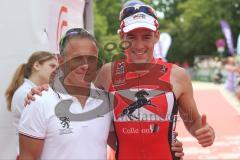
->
<box><xmin>18</xmin><ymin>97</ymin><xmax>47</xmax><ymax>139</ymax></box>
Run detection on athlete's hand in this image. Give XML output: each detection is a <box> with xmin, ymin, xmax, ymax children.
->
<box><xmin>171</xmin><ymin>132</ymin><xmax>184</xmax><ymax>159</ymax></box>
<box><xmin>107</xmin><ymin>145</ymin><xmax>116</xmax><ymax>160</ymax></box>
<box><xmin>24</xmin><ymin>84</ymin><xmax>49</xmax><ymax>106</ymax></box>
<box><xmin>195</xmin><ymin>114</ymin><xmax>215</xmax><ymax>147</ymax></box>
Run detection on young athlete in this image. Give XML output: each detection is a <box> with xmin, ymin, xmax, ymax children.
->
<box><xmin>94</xmin><ymin>0</ymin><xmax>215</xmax><ymax>159</ymax></box>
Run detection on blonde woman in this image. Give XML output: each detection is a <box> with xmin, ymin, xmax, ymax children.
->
<box><xmin>5</xmin><ymin>51</ymin><xmax>58</xmax><ymax>157</ymax></box>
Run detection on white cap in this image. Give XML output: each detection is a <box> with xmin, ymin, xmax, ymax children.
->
<box><xmin>120</xmin><ymin>12</ymin><xmax>158</xmax><ymax>33</ymax></box>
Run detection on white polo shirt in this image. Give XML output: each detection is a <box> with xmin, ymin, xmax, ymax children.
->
<box><xmin>12</xmin><ymin>79</ymin><xmax>36</xmax><ymax>129</ymax></box>
<box><xmin>11</xmin><ymin>79</ymin><xmax>37</xmax><ymax>155</ymax></box>
<box><xmin>18</xmin><ymin>84</ymin><xmax>112</xmax><ymax>159</ymax></box>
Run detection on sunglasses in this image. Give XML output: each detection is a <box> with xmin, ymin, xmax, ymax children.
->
<box><xmin>119</xmin><ymin>5</ymin><xmax>157</xmax><ymax>21</ymax></box>
<box><xmin>59</xmin><ymin>28</ymin><xmax>90</xmax><ymax>53</ymax></box>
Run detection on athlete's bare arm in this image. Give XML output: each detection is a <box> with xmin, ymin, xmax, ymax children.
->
<box><xmin>107</xmin><ymin>131</ymin><xmax>117</xmax><ymax>150</ymax></box>
<box><xmin>19</xmin><ymin>134</ymin><xmax>44</xmax><ymax>159</ymax></box>
<box><xmin>96</xmin><ymin>62</ymin><xmax>186</xmax><ymax>157</ymax></box>
<box><xmin>94</xmin><ymin>63</ymin><xmax>112</xmax><ymax>91</ymax></box>
<box><xmin>171</xmin><ymin>65</ymin><xmax>201</xmax><ymax>133</ymax></box>
<box><xmin>171</xmin><ymin>65</ymin><xmax>215</xmax><ymax>147</ymax></box>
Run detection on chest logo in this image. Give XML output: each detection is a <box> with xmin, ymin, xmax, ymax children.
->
<box><xmin>59</xmin><ymin>116</ymin><xmax>70</xmax><ymax>128</ymax></box>
<box><xmin>120</xmin><ymin>90</ymin><xmax>157</xmax><ymax>120</ymax></box>
<box><xmin>58</xmin><ymin>116</ymin><xmax>73</xmax><ymax>135</ymax></box>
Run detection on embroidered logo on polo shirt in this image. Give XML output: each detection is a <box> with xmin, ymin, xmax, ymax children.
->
<box><xmin>58</xmin><ymin>116</ymin><xmax>73</xmax><ymax>135</ymax></box>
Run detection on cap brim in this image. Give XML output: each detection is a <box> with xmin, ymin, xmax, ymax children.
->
<box><xmin>123</xmin><ymin>23</ymin><xmax>157</xmax><ymax>33</ymax></box>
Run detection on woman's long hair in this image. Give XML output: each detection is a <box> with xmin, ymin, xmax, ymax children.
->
<box><xmin>5</xmin><ymin>51</ymin><xmax>57</xmax><ymax>111</ymax></box>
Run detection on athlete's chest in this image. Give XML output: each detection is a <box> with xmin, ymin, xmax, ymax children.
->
<box><xmin>109</xmin><ymin>87</ymin><xmax>175</xmax><ymax>122</ymax></box>
<box><xmin>109</xmin><ymin>60</ymin><xmax>177</xmax><ymax>120</ymax></box>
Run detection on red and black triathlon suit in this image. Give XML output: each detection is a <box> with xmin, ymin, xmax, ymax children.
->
<box><xmin>108</xmin><ymin>58</ymin><xmax>179</xmax><ymax>160</ymax></box>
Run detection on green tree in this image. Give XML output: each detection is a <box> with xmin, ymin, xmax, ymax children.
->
<box><xmin>162</xmin><ymin>0</ymin><xmax>240</xmax><ymax>65</ymax></box>
<box><xmin>94</xmin><ymin>0</ymin><xmax>123</xmax><ymax>62</ymax></box>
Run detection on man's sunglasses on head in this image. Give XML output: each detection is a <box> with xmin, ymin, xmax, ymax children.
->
<box><xmin>59</xmin><ymin>28</ymin><xmax>90</xmax><ymax>53</ymax></box>
<box><xmin>119</xmin><ymin>5</ymin><xmax>157</xmax><ymax>21</ymax></box>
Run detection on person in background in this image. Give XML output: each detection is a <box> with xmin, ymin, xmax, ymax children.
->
<box><xmin>224</xmin><ymin>56</ymin><xmax>238</xmax><ymax>92</ymax></box>
<box><xmin>5</xmin><ymin>51</ymin><xmax>58</xmax><ymax>158</ymax></box>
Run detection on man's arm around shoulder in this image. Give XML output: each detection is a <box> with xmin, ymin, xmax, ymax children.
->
<box><xmin>94</xmin><ymin>62</ymin><xmax>112</xmax><ymax>90</ymax></box>
<box><xmin>19</xmin><ymin>96</ymin><xmax>47</xmax><ymax>159</ymax></box>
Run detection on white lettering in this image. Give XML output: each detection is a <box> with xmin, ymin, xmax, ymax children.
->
<box><xmin>141</xmin><ymin>128</ymin><xmax>151</xmax><ymax>134</ymax></box>
<box><xmin>122</xmin><ymin>128</ymin><xmax>139</xmax><ymax>134</ymax></box>
<box><xmin>122</xmin><ymin>128</ymin><xmax>155</xmax><ymax>134</ymax></box>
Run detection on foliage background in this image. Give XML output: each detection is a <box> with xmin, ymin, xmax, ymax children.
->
<box><xmin>94</xmin><ymin>0</ymin><xmax>240</xmax><ymax>65</ymax></box>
